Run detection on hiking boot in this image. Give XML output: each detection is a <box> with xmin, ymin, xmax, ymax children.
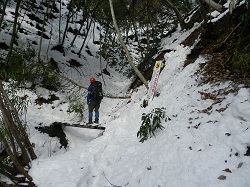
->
<box><xmin>94</xmin><ymin>120</ymin><xmax>99</xmax><ymax>124</ymax></box>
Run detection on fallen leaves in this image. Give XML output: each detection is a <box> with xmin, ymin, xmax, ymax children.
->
<box><xmin>223</xmin><ymin>168</ymin><xmax>232</xmax><ymax>173</ymax></box>
<box><xmin>217</xmin><ymin>175</ymin><xmax>227</xmax><ymax>180</ymax></box>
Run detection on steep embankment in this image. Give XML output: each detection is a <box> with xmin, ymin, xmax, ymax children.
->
<box><xmin>183</xmin><ymin>3</ymin><xmax>250</xmax><ymax>87</ymax></box>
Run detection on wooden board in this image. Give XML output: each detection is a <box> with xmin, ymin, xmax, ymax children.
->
<box><xmin>61</xmin><ymin>123</ymin><xmax>105</xmax><ymax>130</ymax></box>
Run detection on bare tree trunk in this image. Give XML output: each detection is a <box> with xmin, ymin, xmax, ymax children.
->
<box><xmin>198</xmin><ymin>0</ymin><xmax>208</xmax><ymax>27</ymax></box>
<box><xmin>38</xmin><ymin>0</ymin><xmax>50</xmax><ymax>62</ymax></box>
<box><xmin>229</xmin><ymin>0</ymin><xmax>235</xmax><ymax>15</ymax></box>
<box><xmin>77</xmin><ymin>18</ymin><xmax>93</xmax><ymax>56</ymax></box>
<box><xmin>61</xmin><ymin>0</ymin><xmax>73</xmax><ymax>45</ymax></box>
<box><xmin>70</xmin><ymin>0</ymin><xmax>88</xmax><ymax>47</ymax></box>
<box><xmin>0</xmin><ymin>84</ymin><xmax>36</xmax><ymax>160</ymax></box>
<box><xmin>71</xmin><ymin>0</ymin><xmax>103</xmax><ymax>47</ymax></box>
<box><xmin>0</xmin><ymin>132</ymin><xmax>32</xmax><ymax>181</ymax></box>
<box><xmin>109</xmin><ymin>0</ymin><xmax>148</xmax><ymax>89</ymax></box>
<box><xmin>203</xmin><ymin>0</ymin><xmax>223</xmax><ymax>12</ymax></box>
<box><xmin>5</xmin><ymin>0</ymin><xmax>22</xmax><ymax>65</ymax></box>
<box><xmin>58</xmin><ymin>0</ymin><xmax>62</xmax><ymax>43</ymax></box>
<box><xmin>70</xmin><ymin>17</ymin><xmax>86</xmax><ymax>46</ymax></box>
<box><xmin>0</xmin><ymin>81</ymin><xmax>37</xmax><ymax>184</ymax></box>
<box><xmin>165</xmin><ymin>0</ymin><xmax>186</xmax><ymax>30</ymax></box>
<box><xmin>0</xmin><ymin>0</ymin><xmax>9</xmax><ymax>30</ymax></box>
<box><xmin>0</xmin><ymin>165</ymin><xmax>24</xmax><ymax>183</ymax></box>
<box><xmin>0</xmin><ymin>93</ymin><xmax>31</xmax><ymax>166</ymax></box>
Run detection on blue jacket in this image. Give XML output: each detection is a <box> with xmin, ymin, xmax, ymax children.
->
<box><xmin>87</xmin><ymin>84</ymin><xmax>92</xmax><ymax>104</ymax></box>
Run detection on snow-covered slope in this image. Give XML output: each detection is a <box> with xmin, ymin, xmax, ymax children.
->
<box><xmin>26</xmin><ymin>26</ymin><xmax>250</xmax><ymax>187</ymax></box>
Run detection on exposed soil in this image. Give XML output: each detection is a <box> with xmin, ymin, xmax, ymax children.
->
<box><xmin>67</xmin><ymin>59</ymin><xmax>82</xmax><ymax>67</ymax></box>
<box><xmin>0</xmin><ymin>42</ymin><xmax>9</xmax><ymax>50</ymax></box>
<box><xmin>35</xmin><ymin>94</ymin><xmax>59</xmax><ymax>105</ymax></box>
<box><xmin>245</xmin><ymin>147</ymin><xmax>250</xmax><ymax>156</ymax></box>
<box><xmin>183</xmin><ymin>4</ymin><xmax>250</xmax><ymax>87</ymax></box>
<box><xmin>35</xmin><ymin>122</ymin><xmax>68</xmax><ymax>149</ymax></box>
<box><xmin>35</xmin><ymin>121</ymin><xmax>105</xmax><ymax>149</ymax></box>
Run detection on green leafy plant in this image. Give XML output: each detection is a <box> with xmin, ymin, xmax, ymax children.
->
<box><xmin>0</xmin><ymin>45</ymin><xmax>60</xmax><ymax>90</ymax></box>
<box><xmin>67</xmin><ymin>101</ymin><xmax>85</xmax><ymax>121</ymax></box>
<box><xmin>232</xmin><ymin>51</ymin><xmax>250</xmax><ymax>72</ymax></box>
<box><xmin>137</xmin><ymin>107</ymin><xmax>170</xmax><ymax>143</ymax></box>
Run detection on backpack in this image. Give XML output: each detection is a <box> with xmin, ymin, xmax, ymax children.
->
<box><xmin>91</xmin><ymin>81</ymin><xmax>103</xmax><ymax>101</ymax></box>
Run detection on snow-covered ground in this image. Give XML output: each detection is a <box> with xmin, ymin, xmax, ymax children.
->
<box><xmin>0</xmin><ymin>1</ymin><xmax>250</xmax><ymax>187</ymax></box>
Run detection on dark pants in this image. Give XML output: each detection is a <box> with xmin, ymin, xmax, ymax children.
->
<box><xmin>88</xmin><ymin>100</ymin><xmax>100</xmax><ymax>123</ymax></box>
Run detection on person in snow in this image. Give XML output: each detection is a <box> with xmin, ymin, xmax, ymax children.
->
<box><xmin>87</xmin><ymin>77</ymin><xmax>103</xmax><ymax>124</ymax></box>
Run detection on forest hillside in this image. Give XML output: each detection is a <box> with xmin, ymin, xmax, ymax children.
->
<box><xmin>0</xmin><ymin>0</ymin><xmax>250</xmax><ymax>187</ymax></box>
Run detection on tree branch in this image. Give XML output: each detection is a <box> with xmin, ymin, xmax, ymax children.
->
<box><xmin>59</xmin><ymin>74</ymin><xmax>131</xmax><ymax>99</ymax></box>
<box><xmin>203</xmin><ymin>0</ymin><xmax>223</xmax><ymax>12</ymax></box>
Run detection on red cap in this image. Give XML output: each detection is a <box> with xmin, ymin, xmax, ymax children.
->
<box><xmin>90</xmin><ymin>77</ymin><xmax>96</xmax><ymax>83</ymax></box>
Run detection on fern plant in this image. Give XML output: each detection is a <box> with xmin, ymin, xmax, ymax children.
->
<box><xmin>137</xmin><ymin>107</ymin><xmax>170</xmax><ymax>143</ymax></box>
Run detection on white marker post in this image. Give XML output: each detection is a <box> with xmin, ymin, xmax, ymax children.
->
<box><xmin>146</xmin><ymin>60</ymin><xmax>162</xmax><ymax>103</ymax></box>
